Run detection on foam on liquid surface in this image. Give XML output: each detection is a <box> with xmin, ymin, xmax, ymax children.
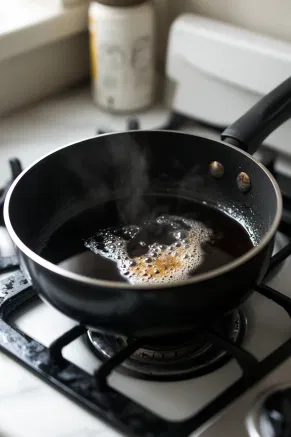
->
<box><xmin>85</xmin><ymin>215</ymin><xmax>212</xmax><ymax>285</ymax></box>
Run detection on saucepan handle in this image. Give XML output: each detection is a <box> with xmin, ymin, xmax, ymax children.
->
<box><xmin>221</xmin><ymin>76</ymin><xmax>291</xmax><ymax>155</ymax></box>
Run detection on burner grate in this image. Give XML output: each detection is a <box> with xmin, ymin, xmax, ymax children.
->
<box><xmin>2</xmin><ymin>159</ymin><xmax>291</xmax><ymax>437</ymax></box>
<box><xmin>1</xmin><ymin>242</ymin><xmax>291</xmax><ymax>437</ymax></box>
<box><xmin>87</xmin><ymin>309</ymin><xmax>246</xmax><ymax>380</ymax></box>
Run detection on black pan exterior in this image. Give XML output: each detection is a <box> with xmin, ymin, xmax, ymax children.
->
<box><xmin>222</xmin><ymin>77</ymin><xmax>291</xmax><ymax>155</ymax></box>
<box><xmin>19</xmin><ymin>239</ymin><xmax>273</xmax><ymax>337</ymax></box>
<box><xmin>5</xmin><ymin>131</ymin><xmax>281</xmax><ymax>337</ymax></box>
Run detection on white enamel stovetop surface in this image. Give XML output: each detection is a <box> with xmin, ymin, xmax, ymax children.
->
<box><xmin>0</xmin><ymin>86</ymin><xmax>291</xmax><ymax>437</ymax></box>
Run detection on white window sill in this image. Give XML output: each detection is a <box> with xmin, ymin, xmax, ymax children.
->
<box><xmin>0</xmin><ymin>0</ymin><xmax>89</xmax><ymax>62</ymax></box>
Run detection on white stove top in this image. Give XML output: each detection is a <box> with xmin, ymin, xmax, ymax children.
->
<box><xmin>0</xmin><ymin>231</ymin><xmax>290</xmax><ymax>437</ymax></box>
<box><xmin>0</xmin><ymin>85</ymin><xmax>291</xmax><ymax>437</ymax></box>
<box><xmin>0</xmin><ymin>85</ymin><xmax>221</xmax><ymax>186</ymax></box>
<box><xmin>3</xmin><ymin>234</ymin><xmax>289</xmax><ymax>422</ymax></box>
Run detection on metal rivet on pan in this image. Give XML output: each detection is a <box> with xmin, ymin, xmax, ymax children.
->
<box><xmin>209</xmin><ymin>161</ymin><xmax>224</xmax><ymax>179</ymax></box>
<box><xmin>237</xmin><ymin>172</ymin><xmax>251</xmax><ymax>193</ymax></box>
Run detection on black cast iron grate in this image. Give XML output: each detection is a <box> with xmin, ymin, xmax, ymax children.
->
<box><xmin>2</xmin><ymin>160</ymin><xmax>291</xmax><ymax>437</ymax></box>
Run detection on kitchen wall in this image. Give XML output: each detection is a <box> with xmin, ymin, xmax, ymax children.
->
<box><xmin>156</xmin><ymin>0</ymin><xmax>291</xmax><ymax>74</ymax></box>
<box><xmin>0</xmin><ymin>34</ymin><xmax>89</xmax><ymax>116</ymax></box>
<box><xmin>0</xmin><ymin>0</ymin><xmax>170</xmax><ymax>116</ymax></box>
<box><xmin>167</xmin><ymin>0</ymin><xmax>291</xmax><ymax>43</ymax></box>
<box><xmin>2</xmin><ymin>0</ymin><xmax>290</xmax><ymax>116</ymax></box>
<box><xmin>154</xmin><ymin>0</ymin><xmax>172</xmax><ymax>70</ymax></box>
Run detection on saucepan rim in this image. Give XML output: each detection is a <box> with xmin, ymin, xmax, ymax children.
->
<box><xmin>3</xmin><ymin>130</ymin><xmax>283</xmax><ymax>290</ymax></box>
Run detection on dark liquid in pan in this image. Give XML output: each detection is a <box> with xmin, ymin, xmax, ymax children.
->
<box><xmin>41</xmin><ymin>195</ymin><xmax>254</xmax><ymax>283</ymax></box>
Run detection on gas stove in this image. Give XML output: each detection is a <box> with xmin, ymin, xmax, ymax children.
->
<box><xmin>1</xmin><ymin>152</ymin><xmax>291</xmax><ymax>437</ymax></box>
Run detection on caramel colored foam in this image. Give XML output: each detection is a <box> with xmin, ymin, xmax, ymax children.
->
<box><xmin>85</xmin><ymin>215</ymin><xmax>212</xmax><ymax>285</ymax></box>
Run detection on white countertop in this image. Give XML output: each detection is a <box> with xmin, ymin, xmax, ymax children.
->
<box><xmin>0</xmin><ymin>86</ymin><xmax>220</xmax><ymax>437</ymax></box>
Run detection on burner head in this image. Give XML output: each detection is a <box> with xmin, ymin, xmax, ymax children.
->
<box><xmin>87</xmin><ymin>310</ymin><xmax>246</xmax><ymax>380</ymax></box>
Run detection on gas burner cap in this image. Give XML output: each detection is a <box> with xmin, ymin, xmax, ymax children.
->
<box><xmin>87</xmin><ymin>309</ymin><xmax>246</xmax><ymax>380</ymax></box>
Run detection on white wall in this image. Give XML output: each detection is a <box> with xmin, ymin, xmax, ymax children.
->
<box><xmin>3</xmin><ymin>0</ymin><xmax>289</xmax><ymax>115</ymax></box>
<box><xmin>153</xmin><ymin>0</ymin><xmax>173</xmax><ymax>70</ymax></box>
<box><xmin>0</xmin><ymin>34</ymin><xmax>89</xmax><ymax>116</ymax></box>
<box><xmin>167</xmin><ymin>0</ymin><xmax>291</xmax><ymax>43</ymax></box>
<box><xmin>0</xmin><ymin>0</ymin><xmax>171</xmax><ymax>116</ymax></box>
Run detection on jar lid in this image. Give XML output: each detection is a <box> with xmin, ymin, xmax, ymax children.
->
<box><xmin>94</xmin><ymin>0</ymin><xmax>147</xmax><ymax>6</ymax></box>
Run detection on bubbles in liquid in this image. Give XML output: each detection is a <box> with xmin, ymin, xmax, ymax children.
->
<box><xmin>84</xmin><ymin>215</ymin><xmax>212</xmax><ymax>285</ymax></box>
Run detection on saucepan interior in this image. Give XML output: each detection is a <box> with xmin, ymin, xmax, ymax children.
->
<box><xmin>5</xmin><ymin>130</ymin><xmax>281</xmax><ymax>288</ymax></box>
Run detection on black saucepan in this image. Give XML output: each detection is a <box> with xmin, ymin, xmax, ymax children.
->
<box><xmin>4</xmin><ymin>77</ymin><xmax>291</xmax><ymax>338</ymax></box>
